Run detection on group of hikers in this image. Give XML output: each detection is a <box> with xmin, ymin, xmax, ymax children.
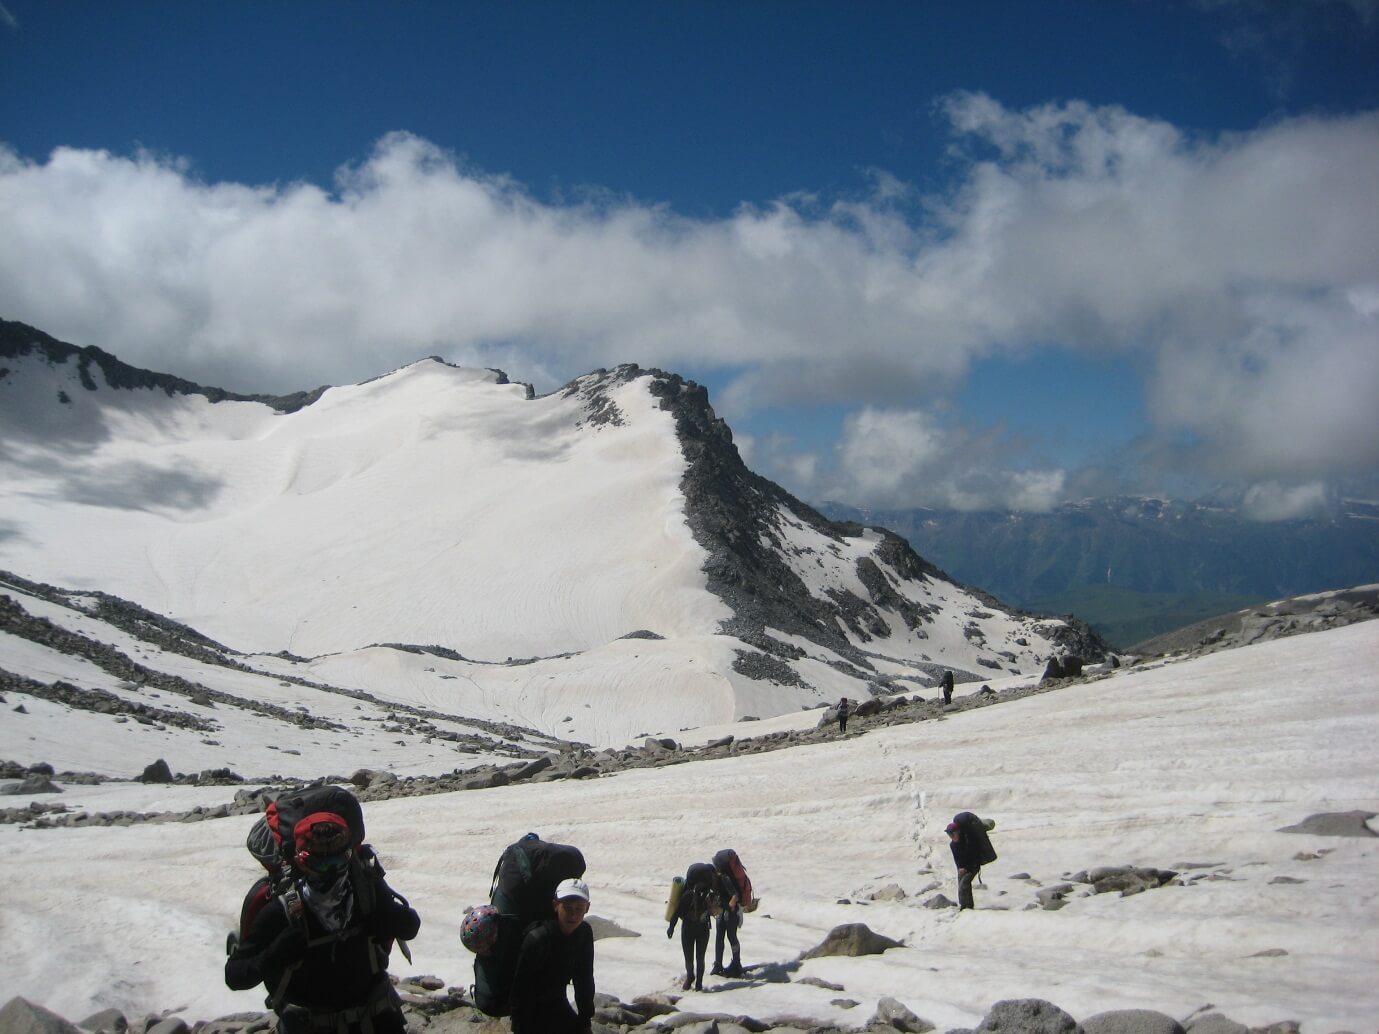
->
<box><xmin>223</xmin><ymin>696</ymin><xmax>994</xmax><ymax>1034</ymax></box>
<box><xmin>664</xmin><ymin>850</ymin><xmax>751</xmax><ymax>991</ymax></box>
<box><xmin>836</xmin><ymin>670</ymin><xmax>955</xmax><ymax>733</ymax></box>
<box><xmin>220</xmin><ymin>799</ymin><xmax>751</xmax><ymax>1034</ymax></box>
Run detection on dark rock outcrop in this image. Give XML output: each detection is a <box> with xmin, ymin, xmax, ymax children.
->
<box><xmin>800</xmin><ymin>923</ymin><xmax>902</xmax><ymax>959</ymax></box>
<box><xmin>1276</xmin><ymin>811</ymin><xmax>1377</xmax><ymax>837</ymax></box>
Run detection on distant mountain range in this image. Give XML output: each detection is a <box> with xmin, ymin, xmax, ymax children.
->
<box><xmin>817</xmin><ymin>497</ymin><xmax>1379</xmax><ymax>649</ymax></box>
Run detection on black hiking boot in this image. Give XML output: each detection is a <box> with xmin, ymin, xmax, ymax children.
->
<box><xmin>710</xmin><ymin>963</ymin><xmax>725</xmax><ymax>976</ymax></box>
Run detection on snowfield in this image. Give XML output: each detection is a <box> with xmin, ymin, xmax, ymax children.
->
<box><xmin>2</xmin><ymin>621</ymin><xmax>1376</xmax><ymax>1032</ymax></box>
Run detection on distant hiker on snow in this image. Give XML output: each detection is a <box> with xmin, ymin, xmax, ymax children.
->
<box><xmin>509</xmin><ymin>877</ymin><xmax>595</xmax><ymax>1034</ymax></box>
<box><xmin>667</xmin><ymin>862</ymin><xmax>722</xmax><ymax>990</ymax></box>
<box><xmin>946</xmin><ymin>811</ymin><xmax>997</xmax><ymax>911</ymax></box>
<box><xmin>225</xmin><ymin>805</ymin><xmax>421</xmax><ymax>1034</ymax></box>
<box><xmin>837</xmin><ymin>697</ymin><xmax>850</xmax><ymax>734</ymax></box>
<box><xmin>940</xmin><ymin>670</ymin><xmax>955</xmax><ymax>705</ymax></box>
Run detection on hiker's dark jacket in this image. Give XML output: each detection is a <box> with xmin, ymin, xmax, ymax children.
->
<box><xmin>225</xmin><ymin>878</ymin><xmax>420</xmax><ymax>1012</ymax></box>
<box><xmin>509</xmin><ymin>918</ymin><xmax>595</xmax><ymax>1034</ymax></box>
<box><xmin>950</xmin><ymin>835</ymin><xmax>984</xmax><ymax>872</ymax></box>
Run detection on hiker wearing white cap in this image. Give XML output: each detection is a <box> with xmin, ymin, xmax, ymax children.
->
<box><xmin>508</xmin><ymin>877</ymin><xmax>595</xmax><ymax>1033</ymax></box>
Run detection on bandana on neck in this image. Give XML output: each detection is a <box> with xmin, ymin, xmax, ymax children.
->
<box><xmin>300</xmin><ymin>871</ymin><xmax>355</xmax><ymax>932</ymax></box>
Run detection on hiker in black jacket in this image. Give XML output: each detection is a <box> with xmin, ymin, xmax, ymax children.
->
<box><xmin>225</xmin><ymin>813</ymin><xmax>421</xmax><ymax>1034</ymax></box>
<box><xmin>940</xmin><ymin>670</ymin><xmax>955</xmax><ymax>705</ymax></box>
<box><xmin>667</xmin><ymin>863</ymin><xmax>721</xmax><ymax>990</ymax></box>
<box><xmin>947</xmin><ymin>819</ymin><xmax>983</xmax><ymax>910</ymax></box>
<box><xmin>510</xmin><ymin>878</ymin><xmax>595</xmax><ymax>1034</ymax></box>
<box><xmin>837</xmin><ymin>697</ymin><xmax>850</xmax><ymax>734</ymax></box>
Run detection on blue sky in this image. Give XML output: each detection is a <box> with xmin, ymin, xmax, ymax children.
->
<box><xmin>2</xmin><ymin>1</ymin><xmax>1377</xmax><ymax>516</ymax></box>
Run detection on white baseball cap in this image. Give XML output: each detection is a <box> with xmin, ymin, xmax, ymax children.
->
<box><xmin>555</xmin><ymin>878</ymin><xmax>590</xmax><ymax>903</ymax></box>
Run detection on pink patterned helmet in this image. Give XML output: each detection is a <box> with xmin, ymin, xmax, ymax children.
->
<box><xmin>460</xmin><ymin>904</ymin><xmax>500</xmax><ymax>955</ymax></box>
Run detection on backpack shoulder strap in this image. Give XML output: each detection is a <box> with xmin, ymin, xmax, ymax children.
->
<box><xmin>352</xmin><ymin>849</ymin><xmax>414</xmax><ymax>965</ymax></box>
<box><xmin>268</xmin><ymin>887</ymin><xmax>309</xmax><ymax>1012</ymax></box>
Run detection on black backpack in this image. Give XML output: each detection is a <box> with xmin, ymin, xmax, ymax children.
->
<box><xmin>679</xmin><ymin>862</ymin><xmax>719</xmax><ymax>922</ymax></box>
<box><xmin>953</xmin><ymin>811</ymin><xmax>998</xmax><ymax>866</ymax></box>
<box><xmin>472</xmin><ymin>835</ymin><xmax>586</xmax><ymax>1017</ymax></box>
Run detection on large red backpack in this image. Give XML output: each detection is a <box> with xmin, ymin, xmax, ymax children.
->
<box><xmin>712</xmin><ymin>848</ymin><xmax>757</xmax><ymax>912</ymax></box>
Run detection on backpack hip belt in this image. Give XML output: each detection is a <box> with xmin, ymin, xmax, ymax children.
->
<box><xmin>278</xmin><ymin>976</ymin><xmax>397</xmax><ymax>1034</ymax></box>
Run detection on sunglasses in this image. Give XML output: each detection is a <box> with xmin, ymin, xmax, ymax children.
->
<box><xmin>302</xmin><ymin>850</ymin><xmax>352</xmax><ymax>875</ymax></box>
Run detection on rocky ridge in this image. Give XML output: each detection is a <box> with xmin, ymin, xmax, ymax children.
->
<box><xmin>1129</xmin><ymin>585</ymin><xmax>1379</xmax><ymax>657</ymax></box>
<box><xmin>0</xmin><ymin>661</ymin><xmax>1112</xmax><ymax>828</ymax></box>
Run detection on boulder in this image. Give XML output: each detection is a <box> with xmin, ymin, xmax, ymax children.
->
<box><xmin>1081</xmin><ymin>1010</ymin><xmax>1185</xmax><ymax>1034</ymax></box>
<box><xmin>0</xmin><ymin>775</ymin><xmax>62</xmax><ymax>796</ymax></box>
<box><xmin>463</xmin><ymin>769</ymin><xmax>509</xmax><ymax>790</ymax></box>
<box><xmin>76</xmin><ymin>1010</ymin><xmax>128</xmax><ymax>1034</ymax></box>
<box><xmin>508</xmin><ymin>756</ymin><xmax>552</xmax><ymax>782</ymax></box>
<box><xmin>1183</xmin><ymin>1015</ymin><xmax>1249</xmax><ymax>1034</ymax></box>
<box><xmin>138</xmin><ymin>759</ymin><xmax>174</xmax><ymax>784</ymax></box>
<box><xmin>627</xmin><ymin>995</ymin><xmax>678</xmax><ymax>1019</ymax></box>
<box><xmin>871</xmin><ymin>996</ymin><xmax>935</xmax><ymax>1032</ymax></box>
<box><xmin>1041</xmin><ymin>655</ymin><xmax>1085</xmax><ymax>681</ymax></box>
<box><xmin>1036</xmin><ymin>885</ymin><xmax>1072</xmax><ymax>910</ymax></box>
<box><xmin>800</xmin><ymin>922</ymin><xmax>903</xmax><ymax>958</ymax></box>
<box><xmin>975</xmin><ymin>999</ymin><xmax>1082</xmax><ymax>1034</ymax></box>
<box><xmin>1276</xmin><ymin>811</ymin><xmax>1377</xmax><ymax>837</ymax></box>
<box><xmin>870</xmin><ymin>883</ymin><xmax>908</xmax><ymax>901</ymax></box>
<box><xmin>0</xmin><ymin>998</ymin><xmax>85</xmax><ymax>1034</ymax></box>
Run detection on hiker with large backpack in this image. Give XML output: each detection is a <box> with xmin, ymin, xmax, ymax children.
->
<box><xmin>710</xmin><ymin>848</ymin><xmax>753</xmax><ymax>977</ymax></box>
<box><xmin>461</xmin><ymin>833</ymin><xmax>588</xmax><ymax>1028</ymax></box>
<box><xmin>666</xmin><ymin>862</ymin><xmax>722</xmax><ymax>991</ymax></box>
<box><xmin>224</xmin><ymin>786</ymin><xmax>421</xmax><ymax>1034</ymax></box>
<box><xmin>946</xmin><ymin>811</ymin><xmax>997</xmax><ymax>911</ymax></box>
<box><xmin>509</xmin><ymin>877</ymin><xmax>595</xmax><ymax>1034</ymax></box>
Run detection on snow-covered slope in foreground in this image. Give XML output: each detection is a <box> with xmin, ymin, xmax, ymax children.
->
<box><xmin>2</xmin><ymin>622</ymin><xmax>1376</xmax><ymax>1032</ymax></box>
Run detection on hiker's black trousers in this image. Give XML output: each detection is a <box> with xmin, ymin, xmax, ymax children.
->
<box><xmin>958</xmin><ymin>868</ymin><xmax>978</xmax><ymax>910</ymax></box>
<box><xmin>680</xmin><ymin>918</ymin><xmax>709</xmax><ymax>984</ymax></box>
<box><xmin>714</xmin><ymin>909</ymin><xmax>740</xmax><ymax>967</ymax></box>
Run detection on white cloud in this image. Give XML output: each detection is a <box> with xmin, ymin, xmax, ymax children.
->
<box><xmin>767</xmin><ymin>406</ymin><xmax>1068</xmax><ymax>512</ymax></box>
<box><xmin>1240</xmin><ymin>481</ymin><xmax>1332</xmax><ymax>521</ymax></box>
<box><xmin>1</xmin><ymin>98</ymin><xmax>1376</xmax><ymax>504</ymax></box>
<box><xmin>1150</xmin><ymin>288</ymin><xmax>1379</xmax><ymax>482</ymax></box>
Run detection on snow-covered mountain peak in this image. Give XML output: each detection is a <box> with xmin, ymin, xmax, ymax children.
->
<box><xmin>1</xmin><ymin>319</ymin><xmax>1101</xmax><ymax>744</ymax></box>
